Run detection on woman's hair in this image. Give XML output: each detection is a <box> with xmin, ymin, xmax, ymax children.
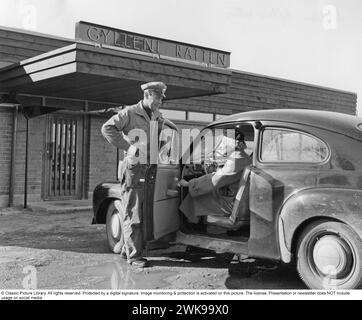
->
<box><xmin>234</xmin><ymin>131</ymin><xmax>246</xmax><ymax>152</ymax></box>
<box><xmin>235</xmin><ymin>131</ymin><xmax>245</xmax><ymax>142</ymax></box>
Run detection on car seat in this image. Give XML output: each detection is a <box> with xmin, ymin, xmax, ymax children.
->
<box><xmin>206</xmin><ymin>168</ymin><xmax>251</xmax><ymax>229</ymax></box>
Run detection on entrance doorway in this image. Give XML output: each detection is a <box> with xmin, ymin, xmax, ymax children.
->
<box><xmin>43</xmin><ymin>114</ymin><xmax>83</xmax><ymax>200</ymax></box>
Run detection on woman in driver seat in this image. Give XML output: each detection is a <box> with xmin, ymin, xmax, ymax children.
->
<box><xmin>178</xmin><ymin>131</ymin><xmax>252</xmax><ymax>229</ymax></box>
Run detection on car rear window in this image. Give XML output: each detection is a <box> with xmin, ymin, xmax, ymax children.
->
<box><xmin>260</xmin><ymin>128</ymin><xmax>329</xmax><ymax>163</ymax></box>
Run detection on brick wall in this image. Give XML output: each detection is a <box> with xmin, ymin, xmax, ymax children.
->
<box><xmin>87</xmin><ymin>115</ymin><xmax>119</xmax><ymax>198</ymax></box>
<box><xmin>25</xmin><ymin>116</ymin><xmax>45</xmax><ymax>201</ymax></box>
<box><xmin>12</xmin><ymin>114</ymin><xmax>45</xmax><ymax>205</ymax></box>
<box><xmin>13</xmin><ymin>115</ymin><xmax>26</xmax><ymax>199</ymax></box>
<box><xmin>0</xmin><ymin>109</ymin><xmax>44</xmax><ymax>206</ymax></box>
<box><xmin>0</xmin><ymin>108</ymin><xmax>13</xmax><ymax>206</ymax></box>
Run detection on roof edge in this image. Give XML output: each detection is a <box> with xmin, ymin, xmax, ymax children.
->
<box><xmin>230</xmin><ymin>68</ymin><xmax>357</xmax><ymax>97</ymax></box>
<box><xmin>0</xmin><ymin>24</ymin><xmax>73</xmax><ymax>43</ymax></box>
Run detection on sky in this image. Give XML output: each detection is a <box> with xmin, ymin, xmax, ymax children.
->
<box><xmin>0</xmin><ymin>0</ymin><xmax>361</xmax><ymax>115</ymax></box>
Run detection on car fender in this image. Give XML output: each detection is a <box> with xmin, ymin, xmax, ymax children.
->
<box><xmin>278</xmin><ymin>188</ymin><xmax>362</xmax><ymax>263</ymax></box>
<box><xmin>92</xmin><ymin>182</ymin><xmax>122</xmax><ymax>224</ymax></box>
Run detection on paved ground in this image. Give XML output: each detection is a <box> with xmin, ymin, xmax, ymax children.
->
<box><xmin>0</xmin><ymin>209</ymin><xmax>305</xmax><ymax>290</ymax></box>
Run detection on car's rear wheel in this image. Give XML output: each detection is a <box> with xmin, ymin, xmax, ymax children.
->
<box><xmin>106</xmin><ymin>200</ymin><xmax>123</xmax><ymax>254</ymax></box>
<box><xmin>297</xmin><ymin>221</ymin><xmax>362</xmax><ymax>289</ymax></box>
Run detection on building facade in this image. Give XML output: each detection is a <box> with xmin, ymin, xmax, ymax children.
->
<box><xmin>0</xmin><ymin>23</ymin><xmax>357</xmax><ymax>207</ymax></box>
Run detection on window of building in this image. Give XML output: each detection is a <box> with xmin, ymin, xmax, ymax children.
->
<box><xmin>160</xmin><ymin>109</ymin><xmax>186</xmax><ymax>120</ymax></box>
<box><xmin>188</xmin><ymin>112</ymin><xmax>213</xmax><ymax>122</ymax></box>
<box><xmin>260</xmin><ymin>128</ymin><xmax>329</xmax><ymax>163</ymax></box>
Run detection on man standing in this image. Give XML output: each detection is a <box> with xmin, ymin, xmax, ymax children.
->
<box><xmin>101</xmin><ymin>82</ymin><xmax>167</xmax><ymax>268</ymax></box>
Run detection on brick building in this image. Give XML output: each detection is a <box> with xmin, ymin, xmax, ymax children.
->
<box><xmin>0</xmin><ymin>22</ymin><xmax>357</xmax><ymax>208</ymax></box>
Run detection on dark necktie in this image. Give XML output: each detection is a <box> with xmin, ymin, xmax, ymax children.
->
<box><xmin>143</xmin><ymin>106</ymin><xmax>152</xmax><ymax>120</ymax></box>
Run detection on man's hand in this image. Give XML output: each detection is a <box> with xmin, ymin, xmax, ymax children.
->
<box><xmin>127</xmin><ymin>144</ymin><xmax>140</xmax><ymax>166</ymax></box>
<box><xmin>178</xmin><ymin>179</ymin><xmax>189</xmax><ymax>187</ymax></box>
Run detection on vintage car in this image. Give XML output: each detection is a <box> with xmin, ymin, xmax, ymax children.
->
<box><xmin>92</xmin><ymin>109</ymin><xmax>362</xmax><ymax>289</ymax></box>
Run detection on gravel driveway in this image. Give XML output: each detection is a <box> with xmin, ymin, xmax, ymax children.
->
<box><xmin>0</xmin><ymin>209</ymin><xmax>305</xmax><ymax>290</ymax></box>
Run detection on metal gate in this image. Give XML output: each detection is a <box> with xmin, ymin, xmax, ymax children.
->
<box><xmin>44</xmin><ymin>114</ymin><xmax>83</xmax><ymax>200</ymax></box>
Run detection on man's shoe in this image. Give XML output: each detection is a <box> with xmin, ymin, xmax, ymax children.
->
<box><xmin>128</xmin><ymin>258</ymin><xmax>149</xmax><ymax>268</ymax></box>
<box><xmin>113</xmin><ymin>241</ymin><xmax>124</xmax><ymax>254</ymax></box>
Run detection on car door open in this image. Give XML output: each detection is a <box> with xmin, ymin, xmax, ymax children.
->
<box><xmin>152</xmin><ymin>125</ymin><xmax>180</xmax><ymax>240</ymax></box>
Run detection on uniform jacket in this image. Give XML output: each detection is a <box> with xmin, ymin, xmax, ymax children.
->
<box><xmin>101</xmin><ymin>101</ymin><xmax>165</xmax><ymax>164</ymax></box>
<box><xmin>102</xmin><ymin>101</ymin><xmax>165</xmax><ymax>189</ymax></box>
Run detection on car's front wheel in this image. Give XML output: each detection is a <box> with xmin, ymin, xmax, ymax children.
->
<box><xmin>106</xmin><ymin>200</ymin><xmax>124</xmax><ymax>254</ymax></box>
<box><xmin>297</xmin><ymin>221</ymin><xmax>362</xmax><ymax>289</ymax></box>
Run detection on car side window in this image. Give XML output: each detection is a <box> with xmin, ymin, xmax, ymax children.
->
<box><xmin>260</xmin><ymin>128</ymin><xmax>329</xmax><ymax>163</ymax></box>
<box><xmin>159</xmin><ymin>127</ymin><xmax>179</xmax><ymax>165</ymax></box>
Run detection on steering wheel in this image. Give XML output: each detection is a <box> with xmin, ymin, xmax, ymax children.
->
<box><xmin>202</xmin><ymin>158</ymin><xmax>224</xmax><ymax>174</ymax></box>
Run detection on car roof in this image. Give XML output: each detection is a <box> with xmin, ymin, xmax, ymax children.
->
<box><xmin>209</xmin><ymin>109</ymin><xmax>362</xmax><ymax>141</ymax></box>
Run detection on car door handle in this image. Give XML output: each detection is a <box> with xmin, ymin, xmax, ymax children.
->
<box><xmin>166</xmin><ymin>189</ymin><xmax>179</xmax><ymax>197</ymax></box>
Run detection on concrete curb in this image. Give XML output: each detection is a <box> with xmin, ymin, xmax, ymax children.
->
<box><xmin>28</xmin><ymin>205</ymin><xmax>92</xmax><ymax>214</ymax></box>
<box><xmin>0</xmin><ymin>207</ymin><xmax>32</xmax><ymax>216</ymax></box>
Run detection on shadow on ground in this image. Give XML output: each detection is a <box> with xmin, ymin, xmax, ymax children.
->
<box><xmin>148</xmin><ymin>248</ymin><xmax>305</xmax><ymax>289</ymax></box>
<box><xmin>0</xmin><ymin>211</ymin><xmax>305</xmax><ymax>289</ymax></box>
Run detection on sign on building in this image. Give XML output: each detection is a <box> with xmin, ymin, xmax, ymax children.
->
<box><xmin>75</xmin><ymin>21</ymin><xmax>230</xmax><ymax>68</ymax></box>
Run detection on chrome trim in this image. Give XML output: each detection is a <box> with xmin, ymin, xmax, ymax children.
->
<box><xmin>278</xmin><ymin>217</ymin><xmax>292</xmax><ymax>263</ymax></box>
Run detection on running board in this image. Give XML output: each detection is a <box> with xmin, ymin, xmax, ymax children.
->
<box><xmin>175</xmin><ymin>231</ymin><xmax>249</xmax><ymax>255</ymax></box>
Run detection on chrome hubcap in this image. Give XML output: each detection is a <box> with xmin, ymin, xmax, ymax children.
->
<box><xmin>313</xmin><ymin>235</ymin><xmax>352</xmax><ymax>277</ymax></box>
<box><xmin>110</xmin><ymin>212</ymin><xmax>121</xmax><ymax>238</ymax></box>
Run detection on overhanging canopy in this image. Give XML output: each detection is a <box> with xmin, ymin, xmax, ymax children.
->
<box><xmin>0</xmin><ymin>43</ymin><xmax>231</xmax><ymax>111</ymax></box>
